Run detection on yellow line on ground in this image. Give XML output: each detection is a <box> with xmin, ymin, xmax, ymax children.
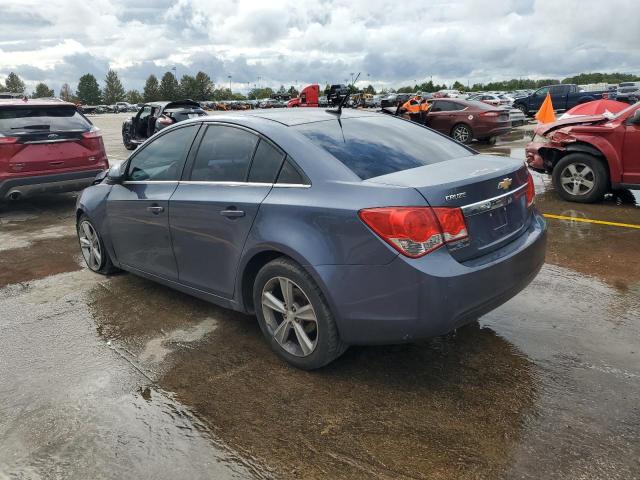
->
<box><xmin>543</xmin><ymin>213</ymin><xmax>640</xmax><ymax>230</ymax></box>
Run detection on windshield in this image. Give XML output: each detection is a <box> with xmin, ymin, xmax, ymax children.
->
<box><xmin>0</xmin><ymin>106</ymin><xmax>92</xmax><ymax>134</ymax></box>
<box><xmin>294</xmin><ymin>115</ymin><xmax>474</xmax><ymax>180</ymax></box>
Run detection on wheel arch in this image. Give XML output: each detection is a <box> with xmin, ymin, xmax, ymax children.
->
<box><xmin>237</xmin><ymin>245</ymin><xmax>341</xmax><ymax>323</ymax></box>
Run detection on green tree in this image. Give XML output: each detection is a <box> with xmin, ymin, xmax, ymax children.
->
<box><xmin>102</xmin><ymin>70</ymin><xmax>125</xmax><ymax>104</ymax></box>
<box><xmin>76</xmin><ymin>73</ymin><xmax>102</xmax><ymax>104</ymax></box>
<box><xmin>126</xmin><ymin>89</ymin><xmax>143</xmax><ymax>104</ymax></box>
<box><xmin>452</xmin><ymin>81</ymin><xmax>466</xmax><ymax>92</ymax></box>
<box><xmin>5</xmin><ymin>72</ymin><xmax>25</xmax><ymax>93</ymax></box>
<box><xmin>59</xmin><ymin>83</ymin><xmax>73</xmax><ymax>102</ymax></box>
<box><xmin>179</xmin><ymin>74</ymin><xmax>198</xmax><ymax>100</ymax></box>
<box><xmin>159</xmin><ymin>71</ymin><xmax>179</xmax><ymax>100</ymax></box>
<box><xmin>363</xmin><ymin>84</ymin><xmax>376</xmax><ymax>95</ymax></box>
<box><xmin>193</xmin><ymin>71</ymin><xmax>213</xmax><ymax>100</ymax></box>
<box><xmin>33</xmin><ymin>82</ymin><xmax>54</xmax><ymax>98</ymax></box>
<box><xmin>288</xmin><ymin>85</ymin><xmax>299</xmax><ymax>97</ymax></box>
<box><xmin>143</xmin><ymin>74</ymin><xmax>160</xmax><ymax>102</ymax></box>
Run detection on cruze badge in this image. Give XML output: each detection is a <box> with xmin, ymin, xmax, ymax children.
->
<box><xmin>445</xmin><ymin>192</ymin><xmax>467</xmax><ymax>201</ymax></box>
<box><xmin>497</xmin><ymin>178</ymin><xmax>512</xmax><ymax>190</ymax></box>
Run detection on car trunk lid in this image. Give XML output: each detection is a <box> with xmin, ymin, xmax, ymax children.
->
<box><xmin>367</xmin><ymin>155</ymin><xmax>531</xmax><ymax>262</ymax></box>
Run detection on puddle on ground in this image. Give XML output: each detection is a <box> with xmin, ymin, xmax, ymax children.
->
<box><xmin>0</xmin><ymin>235</ymin><xmax>83</xmax><ymax>288</ymax></box>
<box><xmin>140</xmin><ymin>318</ymin><xmax>218</xmax><ymax>363</ymax></box>
<box><xmin>0</xmin><ymin>269</ymin><xmax>265</xmax><ymax>479</ymax></box>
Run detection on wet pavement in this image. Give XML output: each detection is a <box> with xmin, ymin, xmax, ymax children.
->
<box><xmin>1</xmin><ymin>113</ymin><xmax>639</xmax><ymax>479</ymax></box>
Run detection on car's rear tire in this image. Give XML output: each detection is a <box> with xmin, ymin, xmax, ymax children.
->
<box><xmin>77</xmin><ymin>214</ymin><xmax>119</xmax><ymax>274</ymax></box>
<box><xmin>253</xmin><ymin>258</ymin><xmax>347</xmax><ymax>370</ymax></box>
<box><xmin>552</xmin><ymin>153</ymin><xmax>609</xmax><ymax>203</ymax></box>
<box><xmin>451</xmin><ymin>123</ymin><xmax>473</xmax><ymax>144</ymax></box>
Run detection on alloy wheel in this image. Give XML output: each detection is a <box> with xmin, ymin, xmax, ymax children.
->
<box><xmin>453</xmin><ymin>125</ymin><xmax>471</xmax><ymax>143</ymax></box>
<box><xmin>559</xmin><ymin>162</ymin><xmax>595</xmax><ymax>196</ymax></box>
<box><xmin>78</xmin><ymin>220</ymin><xmax>103</xmax><ymax>271</ymax></box>
<box><xmin>261</xmin><ymin>276</ymin><xmax>318</xmax><ymax>357</ymax></box>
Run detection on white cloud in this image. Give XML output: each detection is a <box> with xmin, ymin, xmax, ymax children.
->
<box><xmin>0</xmin><ymin>0</ymin><xmax>638</xmax><ymax>94</ymax></box>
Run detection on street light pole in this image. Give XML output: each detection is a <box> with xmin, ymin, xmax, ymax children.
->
<box><xmin>228</xmin><ymin>75</ymin><xmax>232</xmax><ymax>95</ymax></box>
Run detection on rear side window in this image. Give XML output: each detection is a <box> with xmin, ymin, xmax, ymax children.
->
<box><xmin>277</xmin><ymin>159</ymin><xmax>307</xmax><ymax>185</ymax></box>
<box><xmin>294</xmin><ymin>116</ymin><xmax>473</xmax><ymax>180</ymax></box>
<box><xmin>0</xmin><ymin>106</ymin><xmax>92</xmax><ymax>134</ymax></box>
<box><xmin>127</xmin><ymin>125</ymin><xmax>198</xmax><ymax>181</ymax></box>
<box><xmin>248</xmin><ymin>139</ymin><xmax>285</xmax><ymax>183</ymax></box>
<box><xmin>191</xmin><ymin>125</ymin><xmax>258</xmax><ymax>182</ymax></box>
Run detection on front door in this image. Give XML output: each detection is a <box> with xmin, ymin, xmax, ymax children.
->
<box><xmin>621</xmin><ymin>110</ymin><xmax>640</xmax><ymax>184</ymax></box>
<box><xmin>170</xmin><ymin>124</ymin><xmax>286</xmax><ymax>298</ymax></box>
<box><xmin>107</xmin><ymin>124</ymin><xmax>200</xmax><ymax>280</ymax></box>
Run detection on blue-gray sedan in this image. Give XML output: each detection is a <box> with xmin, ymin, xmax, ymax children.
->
<box><xmin>76</xmin><ymin>109</ymin><xmax>546</xmax><ymax>369</ymax></box>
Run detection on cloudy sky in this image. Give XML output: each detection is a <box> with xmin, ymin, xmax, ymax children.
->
<box><xmin>0</xmin><ymin>0</ymin><xmax>638</xmax><ymax>94</ymax></box>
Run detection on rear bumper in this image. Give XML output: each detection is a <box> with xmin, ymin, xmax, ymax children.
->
<box><xmin>0</xmin><ymin>169</ymin><xmax>104</xmax><ymax>200</ymax></box>
<box><xmin>314</xmin><ymin>212</ymin><xmax>547</xmax><ymax>345</ymax></box>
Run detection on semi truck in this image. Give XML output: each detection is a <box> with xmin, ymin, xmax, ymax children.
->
<box><xmin>287</xmin><ymin>84</ymin><xmax>320</xmax><ymax>107</ymax></box>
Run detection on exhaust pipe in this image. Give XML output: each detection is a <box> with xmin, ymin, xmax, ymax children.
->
<box><xmin>7</xmin><ymin>190</ymin><xmax>22</xmax><ymax>201</ymax></box>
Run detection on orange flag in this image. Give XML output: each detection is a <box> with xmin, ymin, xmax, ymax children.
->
<box><xmin>535</xmin><ymin>92</ymin><xmax>556</xmax><ymax>124</ymax></box>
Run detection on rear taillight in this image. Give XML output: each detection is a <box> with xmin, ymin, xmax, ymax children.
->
<box><xmin>526</xmin><ymin>171</ymin><xmax>535</xmax><ymax>207</ymax></box>
<box><xmin>81</xmin><ymin>127</ymin><xmax>102</xmax><ymax>139</ymax></box>
<box><xmin>359</xmin><ymin>207</ymin><xmax>468</xmax><ymax>258</ymax></box>
<box><xmin>0</xmin><ymin>136</ymin><xmax>18</xmax><ymax>144</ymax></box>
<box><xmin>480</xmin><ymin>111</ymin><xmax>499</xmax><ymax>117</ymax></box>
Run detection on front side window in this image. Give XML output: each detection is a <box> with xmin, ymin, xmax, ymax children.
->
<box><xmin>191</xmin><ymin>125</ymin><xmax>259</xmax><ymax>182</ymax></box>
<box><xmin>127</xmin><ymin>125</ymin><xmax>198</xmax><ymax>181</ymax></box>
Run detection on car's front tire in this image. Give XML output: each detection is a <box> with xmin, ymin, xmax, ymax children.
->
<box><xmin>77</xmin><ymin>214</ymin><xmax>119</xmax><ymax>274</ymax></box>
<box><xmin>253</xmin><ymin>258</ymin><xmax>347</xmax><ymax>370</ymax></box>
<box><xmin>552</xmin><ymin>153</ymin><xmax>609</xmax><ymax>203</ymax></box>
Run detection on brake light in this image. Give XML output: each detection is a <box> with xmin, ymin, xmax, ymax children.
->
<box><xmin>526</xmin><ymin>171</ymin><xmax>535</xmax><ymax>207</ymax></box>
<box><xmin>0</xmin><ymin>136</ymin><xmax>18</xmax><ymax>144</ymax></box>
<box><xmin>81</xmin><ymin>127</ymin><xmax>102</xmax><ymax>139</ymax></box>
<box><xmin>359</xmin><ymin>207</ymin><xmax>468</xmax><ymax>258</ymax></box>
<box><xmin>480</xmin><ymin>111</ymin><xmax>499</xmax><ymax>117</ymax></box>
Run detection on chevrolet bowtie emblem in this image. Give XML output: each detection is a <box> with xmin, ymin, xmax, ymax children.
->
<box><xmin>497</xmin><ymin>178</ymin><xmax>512</xmax><ymax>190</ymax></box>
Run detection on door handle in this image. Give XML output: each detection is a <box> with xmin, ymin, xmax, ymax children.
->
<box><xmin>147</xmin><ymin>205</ymin><xmax>164</xmax><ymax>214</ymax></box>
<box><xmin>220</xmin><ymin>209</ymin><xmax>245</xmax><ymax>218</ymax></box>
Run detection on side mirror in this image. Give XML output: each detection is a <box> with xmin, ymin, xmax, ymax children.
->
<box><xmin>106</xmin><ymin>163</ymin><xmax>126</xmax><ymax>184</ymax></box>
<box><xmin>632</xmin><ymin>109</ymin><xmax>640</xmax><ymax>125</ymax></box>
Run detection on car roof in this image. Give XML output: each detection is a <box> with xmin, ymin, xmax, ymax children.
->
<box><xmin>208</xmin><ymin>108</ymin><xmax>383</xmax><ymax>126</ymax></box>
<box><xmin>0</xmin><ymin>98</ymin><xmax>76</xmax><ymax>108</ymax></box>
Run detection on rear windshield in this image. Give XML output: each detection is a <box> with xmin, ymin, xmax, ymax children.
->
<box><xmin>294</xmin><ymin>116</ymin><xmax>474</xmax><ymax>180</ymax></box>
<box><xmin>0</xmin><ymin>106</ymin><xmax>92</xmax><ymax>134</ymax></box>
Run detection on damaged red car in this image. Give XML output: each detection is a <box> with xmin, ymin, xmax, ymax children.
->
<box><xmin>526</xmin><ymin>102</ymin><xmax>640</xmax><ymax>202</ymax></box>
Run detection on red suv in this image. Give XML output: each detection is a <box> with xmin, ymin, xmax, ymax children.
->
<box><xmin>526</xmin><ymin>102</ymin><xmax>640</xmax><ymax>202</ymax></box>
<box><xmin>0</xmin><ymin>99</ymin><xmax>108</xmax><ymax>200</ymax></box>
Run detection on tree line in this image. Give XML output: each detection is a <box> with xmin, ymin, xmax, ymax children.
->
<box><xmin>2</xmin><ymin>70</ymin><xmax>639</xmax><ymax>103</ymax></box>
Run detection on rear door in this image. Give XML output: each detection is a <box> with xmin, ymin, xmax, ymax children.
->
<box><xmin>550</xmin><ymin>84</ymin><xmax>570</xmax><ymax>109</ymax></box>
<box><xmin>107</xmin><ymin>124</ymin><xmax>200</xmax><ymax>280</ymax></box>
<box><xmin>169</xmin><ymin>124</ymin><xmax>285</xmax><ymax>298</ymax></box>
<box><xmin>621</xmin><ymin>109</ymin><xmax>640</xmax><ymax>184</ymax></box>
